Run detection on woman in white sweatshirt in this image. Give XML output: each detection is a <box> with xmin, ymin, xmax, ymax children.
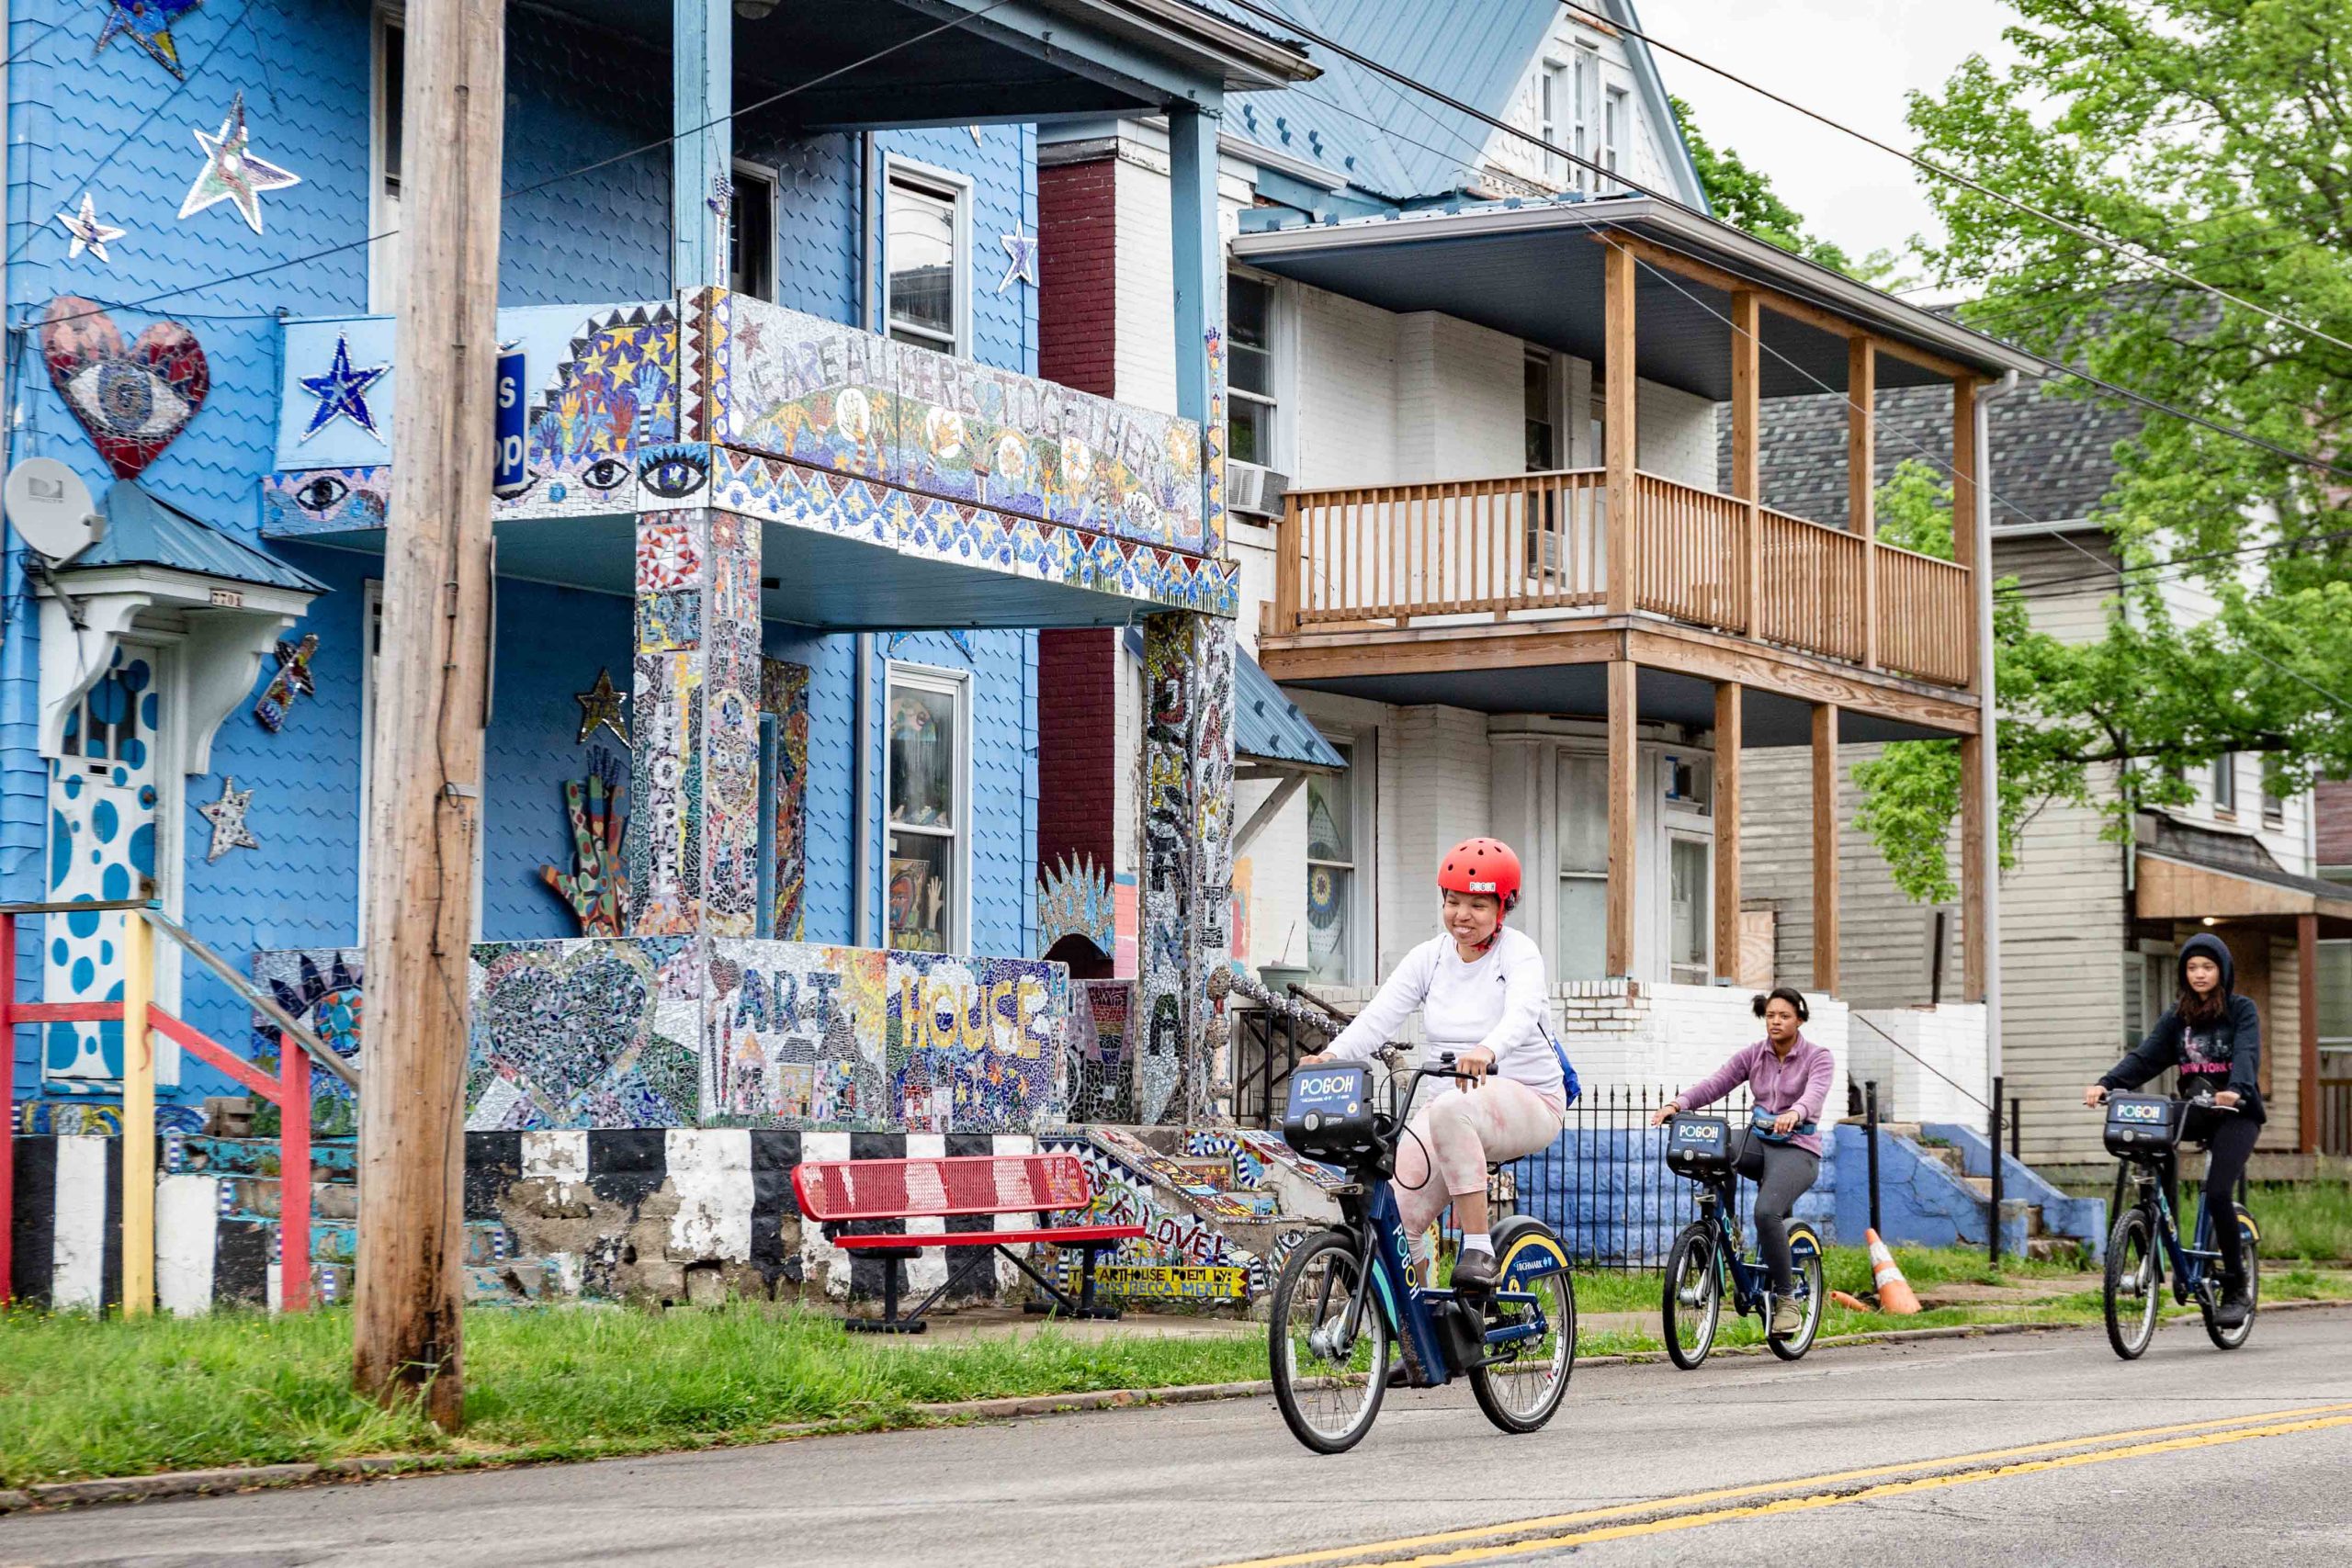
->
<box><xmin>1301</xmin><ymin>838</ymin><xmax>1568</xmax><ymax>1292</ymax></box>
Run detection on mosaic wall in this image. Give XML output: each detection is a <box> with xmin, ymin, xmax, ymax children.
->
<box><xmin>703</xmin><ymin>940</ymin><xmax>883</xmax><ymax>1128</ymax></box>
<box><xmin>250</xmin><ymin>949</ymin><xmax>366</xmax><ymax>1138</ymax></box>
<box><xmin>759</xmin><ymin>659</ymin><xmax>810</xmax><ymax>942</ymax></box>
<box><xmin>714</xmin><ymin>292</ymin><xmax>1204</xmax><ymax>552</ymax></box>
<box><xmin>1133</xmin><ymin>613</ymin><xmax>1237</xmax><ymax>1124</ymax></box>
<box><xmin>888</xmin><ymin>952</ymin><xmax>1068</xmax><ymax>1134</ymax></box>
<box><xmin>1044</xmin><ymin>1130</ymin><xmax>1308</xmax><ymax>1302</ymax></box>
<box><xmin>1067</xmin><ymin>978</ymin><xmax>1135</xmax><ymax>1124</ymax></box>
<box><xmin>466</xmin><ymin>937</ymin><xmax>703</xmax><ymax>1130</ymax></box>
<box><xmin>629</xmin><ymin>508</ymin><xmax>761</xmax><ymax>937</ymax></box>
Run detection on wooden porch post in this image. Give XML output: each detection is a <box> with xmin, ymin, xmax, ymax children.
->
<box><xmin>1952</xmin><ymin>377</ymin><xmax>1989</xmax><ymax>1003</ymax></box>
<box><xmin>1607</xmin><ymin>660</ymin><xmax>1638</xmax><ymax>979</ymax></box>
<box><xmin>1713</xmin><ymin>683</ymin><xmax>1742</xmax><ymax>986</ymax></box>
<box><xmin>2301</xmin><ymin>911</ymin><xmax>2321</xmax><ymax>1153</ymax></box>
<box><xmin>1604</xmin><ymin>239</ymin><xmax>1637</xmax><ymax>615</ymax></box>
<box><xmin>1730</xmin><ymin>289</ymin><xmax>1761</xmax><ymax>636</ymax></box>
<box><xmin>1811</xmin><ymin>703</ymin><xmax>1840</xmax><ymax>995</ymax></box>
<box><xmin>1849</xmin><ymin>338</ymin><xmax>1877</xmax><ymax>668</ymax></box>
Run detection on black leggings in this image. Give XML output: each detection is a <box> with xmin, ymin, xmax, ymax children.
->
<box><xmin>1728</xmin><ymin>1128</ymin><xmax>1819</xmax><ymax>1293</ymax></box>
<box><xmin>2169</xmin><ymin>1114</ymin><xmax>2260</xmax><ymax>1284</ymax></box>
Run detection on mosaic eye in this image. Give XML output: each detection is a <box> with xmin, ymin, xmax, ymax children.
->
<box><xmin>292</xmin><ymin>474</ymin><xmax>350</xmax><ymax>514</ymax></box>
<box><xmin>581</xmin><ymin>456</ymin><xmax>632</xmax><ymax>492</ymax></box>
<box><xmin>67</xmin><ymin>360</ymin><xmax>193</xmax><ymax>442</ymax></box>
<box><xmin>639</xmin><ymin>446</ymin><xmax>709</xmax><ymax>501</ymax></box>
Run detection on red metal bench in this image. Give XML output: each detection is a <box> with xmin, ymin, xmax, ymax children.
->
<box><xmin>791</xmin><ymin>1152</ymin><xmax>1143</xmax><ymax>1333</ymax></box>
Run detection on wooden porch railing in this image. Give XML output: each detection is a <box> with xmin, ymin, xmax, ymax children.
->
<box><xmin>1274</xmin><ymin>469</ymin><xmax>1973</xmax><ymax>688</ymax></box>
<box><xmin>1875</xmin><ymin>542</ymin><xmax>1973</xmax><ymax>687</ymax></box>
<box><xmin>1278</xmin><ymin>469</ymin><xmax>1605</xmax><ymax>626</ymax></box>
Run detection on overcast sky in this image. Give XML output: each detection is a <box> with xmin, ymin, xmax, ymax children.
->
<box><xmin>1634</xmin><ymin>0</ymin><xmax>2025</xmax><ymax>267</ymax></box>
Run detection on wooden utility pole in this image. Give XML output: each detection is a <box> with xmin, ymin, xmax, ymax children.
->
<box><xmin>354</xmin><ymin>0</ymin><xmax>505</xmax><ymax>1431</ymax></box>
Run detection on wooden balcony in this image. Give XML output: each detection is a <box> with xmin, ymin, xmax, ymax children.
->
<box><xmin>1268</xmin><ymin>468</ymin><xmax>1975</xmax><ymax>695</ymax></box>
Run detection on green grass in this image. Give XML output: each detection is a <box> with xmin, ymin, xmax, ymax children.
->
<box><xmin>2246</xmin><ymin>1181</ymin><xmax>2352</xmax><ymax>1262</ymax></box>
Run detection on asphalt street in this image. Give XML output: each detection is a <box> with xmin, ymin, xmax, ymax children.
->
<box><xmin>5</xmin><ymin>1306</ymin><xmax>2346</xmax><ymax>1567</ymax></box>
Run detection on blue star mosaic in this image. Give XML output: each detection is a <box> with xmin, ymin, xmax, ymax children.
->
<box><xmin>299</xmin><ymin>333</ymin><xmax>390</xmax><ymax>444</ymax></box>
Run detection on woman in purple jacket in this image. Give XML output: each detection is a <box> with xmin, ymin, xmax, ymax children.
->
<box><xmin>1650</xmin><ymin>987</ymin><xmax>1836</xmax><ymax>1338</ymax></box>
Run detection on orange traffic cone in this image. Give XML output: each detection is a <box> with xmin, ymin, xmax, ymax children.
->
<box><xmin>1865</xmin><ymin>1229</ymin><xmax>1921</xmax><ymax>1315</ymax></box>
<box><xmin>1830</xmin><ymin>1289</ymin><xmax>1873</xmax><ymax>1314</ymax></box>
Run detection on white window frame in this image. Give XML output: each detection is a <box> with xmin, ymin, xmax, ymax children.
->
<box><xmin>1538</xmin><ymin>59</ymin><xmax>1568</xmax><ymax>186</ymax></box>
<box><xmin>882</xmin><ymin>157</ymin><xmax>973</xmax><ymax>359</ymax></box>
<box><xmin>1572</xmin><ymin>46</ymin><xmax>1601</xmax><ymax>187</ymax></box>
<box><xmin>1666</xmin><ymin>830</ymin><xmax>1713</xmax><ymax>987</ymax></box>
<box><xmin>1603</xmin><ymin>85</ymin><xmax>1628</xmax><ymax>176</ymax></box>
<box><xmin>880</xmin><ymin>660</ymin><xmax>973</xmax><ymax>955</ymax></box>
<box><xmin>368</xmin><ymin>6</ymin><xmax>406</xmax><ymax>316</ymax></box>
<box><xmin>729</xmin><ymin>157</ymin><xmax>779</xmax><ymax>302</ymax></box>
<box><xmin>1523</xmin><ymin>346</ymin><xmax>1563</xmax><ymax>472</ymax></box>
<box><xmin>1303</xmin><ymin>735</ymin><xmax>1373</xmax><ymax>984</ymax></box>
<box><xmin>1227</xmin><ymin>266</ymin><xmax>1284</xmax><ymax>473</ymax></box>
<box><xmin>2211</xmin><ymin>750</ymin><xmax>2239</xmax><ymax>818</ymax></box>
<box><xmin>359</xmin><ymin>581</ymin><xmax>484</xmax><ymax>942</ymax></box>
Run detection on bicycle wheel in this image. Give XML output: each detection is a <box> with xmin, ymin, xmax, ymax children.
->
<box><xmin>2103</xmin><ymin>1204</ymin><xmax>2161</xmax><ymax>1360</ymax></box>
<box><xmin>1662</xmin><ymin>1223</ymin><xmax>1722</xmax><ymax>1371</ymax></box>
<box><xmin>1469</xmin><ymin>1221</ymin><xmax>1577</xmax><ymax>1435</ymax></box>
<box><xmin>2203</xmin><ymin>1212</ymin><xmax>2260</xmax><ymax>1351</ymax></box>
<box><xmin>1768</xmin><ymin>1227</ymin><xmax>1826</xmax><ymax>1361</ymax></box>
<box><xmin>1268</xmin><ymin>1229</ymin><xmax>1390</xmax><ymax>1454</ymax></box>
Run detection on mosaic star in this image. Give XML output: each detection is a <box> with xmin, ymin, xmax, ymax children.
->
<box><xmin>996</xmin><ymin>220</ymin><xmax>1039</xmax><ymax>295</ymax></box>
<box><xmin>179</xmin><ymin>91</ymin><xmax>302</xmax><ymax>234</ymax></box>
<box><xmin>574</xmin><ymin>666</ymin><xmax>628</xmax><ymax>746</ymax></box>
<box><xmin>95</xmin><ymin>0</ymin><xmax>204</xmax><ymax>80</ymax></box>
<box><xmin>298</xmin><ymin>333</ymin><xmax>390</xmax><ymax>443</ymax></box>
<box><xmin>198</xmin><ymin>775</ymin><xmax>259</xmax><ymax>862</ymax></box>
<box><xmin>55</xmin><ymin>191</ymin><xmax>126</xmax><ymax>263</ymax></box>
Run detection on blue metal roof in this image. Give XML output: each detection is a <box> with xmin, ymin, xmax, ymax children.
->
<box><xmin>1125</xmin><ymin>627</ymin><xmax>1345</xmax><ymax>770</ymax></box>
<box><xmin>79</xmin><ymin>480</ymin><xmax>323</xmax><ymax>593</ymax></box>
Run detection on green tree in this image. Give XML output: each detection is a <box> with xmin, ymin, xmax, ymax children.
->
<box><xmin>1846</xmin><ymin>0</ymin><xmax>2352</xmax><ymax>903</ymax></box>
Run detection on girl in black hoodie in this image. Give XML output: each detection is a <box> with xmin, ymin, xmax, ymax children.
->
<box><xmin>2084</xmin><ymin>931</ymin><xmax>2262</xmax><ymax>1328</ymax></box>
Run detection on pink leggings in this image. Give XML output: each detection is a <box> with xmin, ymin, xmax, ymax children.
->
<box><xmin>1394</xmin><ymin>1077</ymin><xmax>1566</xmax><ymax>1243</ymax></box>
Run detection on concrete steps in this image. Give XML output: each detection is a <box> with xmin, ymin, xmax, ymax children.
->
<box><xmin>1863</xmin><ymin>1123</ymin><xmax>2091</xmax><ymax>1260</ymax></box>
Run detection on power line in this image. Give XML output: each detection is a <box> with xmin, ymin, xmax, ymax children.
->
<box><xmin>1555</xmin><ymin>2</ymin><xmax>2352</xmax><ymax>364</ymax></box>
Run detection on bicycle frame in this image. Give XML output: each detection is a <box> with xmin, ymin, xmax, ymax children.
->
<box><xmin>1679</xmin><ymin>1172</ymin><xmax>1817</xmax><ymax>1317</ymax></box>
<box><xmin>2117</xmin><ymin>1156</ymin><xmax>2233</xmax><ymax>1303</ymax></box>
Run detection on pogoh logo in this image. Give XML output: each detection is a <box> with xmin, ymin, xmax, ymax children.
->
<box><xmin>2115</xmin><ymin>1100</ymin><xmax>2165</xmax><ymax>1124</ymax></box>
<box><xmin>1469</xmin><ymin>880</ymin><xmax>1496</xmax><ymax>892</ymax></box>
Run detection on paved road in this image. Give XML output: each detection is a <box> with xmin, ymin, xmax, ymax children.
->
<box><xmin>6</xmin><ymin>1308</ymin><xmax>2348</xmax><ymax>1567</ymax></box>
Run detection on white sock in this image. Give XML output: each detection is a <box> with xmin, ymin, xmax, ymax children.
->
<box><xmin>1462</xmin><ymin>1233</ymin><xmax>1494</xmax><ymax>1256</ymax></box>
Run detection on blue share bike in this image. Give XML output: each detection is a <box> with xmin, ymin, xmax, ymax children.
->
<box><xmin>1658</xmin><ymin>1114</ymin><xmax>1826</xmax><ymax>1369</ymax></box>
<box><xmin>1269</xmin><ymin>1053</ymin><xmax>1577</xmax><ymax>1453</ymax></box>
<box><xmin>2099</xmin><ymin>1089</ymin><xmax>2261</xmax><ymax>1359</ymax></box>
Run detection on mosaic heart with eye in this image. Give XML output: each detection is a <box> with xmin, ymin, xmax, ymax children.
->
<box><xmin>40</xmin><ymin>295</ymin><xmax>210</xmax><ymax>479</ymax></box>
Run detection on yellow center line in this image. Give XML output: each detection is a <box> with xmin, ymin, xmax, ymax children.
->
<box><xmin>1216</xmin><ymin>1403</ymin><xmax>2352</xmax><ymax>1568</ymax></box>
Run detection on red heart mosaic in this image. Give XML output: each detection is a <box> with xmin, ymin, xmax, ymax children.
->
<box><xmin>40</xmin><ymin>295</ymin><xmax>209</xmax><ymax>479</ymax></box>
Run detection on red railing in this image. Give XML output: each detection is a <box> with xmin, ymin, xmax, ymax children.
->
<box><xmin>2</xmin><ymin>904</ymin><xmax>334</xmax><ymax>1313</ymax></box>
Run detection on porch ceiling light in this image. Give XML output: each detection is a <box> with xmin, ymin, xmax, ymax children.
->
<box><xmin>734</xmin><ymin>0</ymin><xmax>780</xmax><ymax>17</ymax></box>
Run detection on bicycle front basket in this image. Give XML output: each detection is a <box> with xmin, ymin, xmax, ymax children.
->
<box><xmin>1665</xmin><ymin>1113</ymin><xmax>1735</xmax><ymax>1178</ymax></box>
<box><xmin>2103</xmin><ymin>1092</ymin><xmax>2184</xmax><ymax>1157</ymax></box>
<box><xmin>1283</xmin><ymin>1061</ymin><xmax>1380</xmax><ymax>1163</ymax></box>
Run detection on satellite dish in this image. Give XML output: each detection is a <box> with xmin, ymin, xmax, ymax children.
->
<box><xmin>5</xmin><ymin>458</ymin><xmax>103</xmax><ymax>563</ymax></box>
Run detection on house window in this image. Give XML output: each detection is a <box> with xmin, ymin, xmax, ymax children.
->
<box><xmin>1523</xmin><ymin>348</ymin><xmax>1558</xmax><ymax>471</ymax></box>
<box><xmin>1603</xmin><ymin>87</ymin><xmax>1627</xmax><ymax>176</ymax></box>
<box><xmin>1556</xmin><ymin>751</ymin><xmax>1608</xmax><ymax>981</ymax></box>
<box><xmin>885</xmin><ymin>167</ymin><xmax>967</xmax><ymax>355</ymax></box>
<box><xmin>2211</xmin><ymin>751</ymin><xmax>2238</xmax><ymax>817</ymax></box>
<box><xmin>1306</xmin><ymin>747</ymin><xmax>1357</xmax><ymax>983</ymax></box>
<box><xmin>2260</xmin><ymin>766</ymin><xmax>2286</xmax><ymax>829</ymax></box>
<box><xmin>1669</xmin><ymin>835</ymin><xmax>1711</xmax><ymax>986</ymax></box>
<box><xmin>1228</xmin><ymin>273</ymin><xmax>1277</xmax><ymax>468</ymax></box>
<box><xmin>1572</xmin><ymin>48</ymin><xmax>1600</xmax><ymax>185</ymax></box>
<box><xmin>729</xmin><ymin>162</ymin><xmax>776</xmax><ymax>300</ymax></box>
<box><xmin>2320</xmin><ymin>940</ymin><xmax>2352</xmax><ymax>1048</ymax></box>
<box><xmin>1538</xmin><ymin>61</ymin><xmax>1567</xmax><ymax>185</ymax></box>
<box><xmin>370</xmin><ymin>11</ymin><xmax>404</xmax><ymax>315</ymax></box>
<box><xmin>885</xmin><ymin>666</ymin><xmax>967</xmax><ymax>953</ymax></box>
<box><xmin>2123</xmin><ymin>949</ymin><xmax>2178</xmax><ymax>1050</ymax></box>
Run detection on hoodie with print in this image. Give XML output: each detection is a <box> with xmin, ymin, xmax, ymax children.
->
<box><xmin>2098</xmin><ymin>931</ymin><xmax>2265</xmax><ymax>1124</ymax></box>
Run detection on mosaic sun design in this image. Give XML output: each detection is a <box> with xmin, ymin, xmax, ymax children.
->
<box><xmin>525</xmin><ymin>304</ymin><xmax>687</xmax><ymax>508</ymax></box>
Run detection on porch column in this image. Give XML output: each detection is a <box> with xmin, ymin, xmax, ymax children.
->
<box><xmin>1849</xmin><ymin>338</ymin><xmax>1877</xmax><ymax>668</ymax></box>
<box><xmin>1952</xmin><ymin>377</ymin><xmax>1991</xmax><ymax>1003</ymax></box>
<box><xmin>1730</xmin><ymin>289</ymin><xmax>1761</xmax><ymax>636</ymax></box>
<box><xmin>1603</xmin><ymin>239</ymin><xmax>1637</xmax><ymax>615</ymax></box>
<box><xmin>672</xmin><ymin>0</ymin><xmax>732</xmax><ymax>292</ymax></box>
<box><xmin>628</xmin><ymin>508</ymin><xmax>763</xmax><ymax>936</ymax></box>
<box><xmin>2301</xmin><ymin>912</ymin><xmax>2321</xmax><ymax>1152</ymax></box>
<box><xmin>1168</xmin><ymin>100</ymin><xmax>1226</xmax><ymax>547</ymax></box>
<box><xmin>1811</xmin><ymin>703</ymin><xmax>1840</xmax><ymax>994</ymax></box>
<box><xmin>1713</xmin><ymin>682</ymin><xmax>1742</xmax><ymax>986</ymax></box>
<box><xmin>1606</xmin><ymin>660</ymin><xmax>1637</xmax><ymax>978</ymax></box>
<box><xmin>1136</xmin><ymin>611</ymin><xmax>1236</xmax><ymax>1124</ymax></box>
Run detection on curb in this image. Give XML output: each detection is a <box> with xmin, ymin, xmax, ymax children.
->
<box><xmin>7</xmin><ymin>1297</ymin><xmax>2343</xmax><ymax>1515</ymax></box>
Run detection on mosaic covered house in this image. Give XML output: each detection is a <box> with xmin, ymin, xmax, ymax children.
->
<box><xmin>3</xmin><ymin>0</ymin><xmax>1322</xmax><ymax>1310</ymax></box>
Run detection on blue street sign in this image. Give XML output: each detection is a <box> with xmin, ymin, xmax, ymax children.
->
<box><xmin>493</xmin><ymin>345</ymin><xmax>527</xmax><ymax>497</ymax></box>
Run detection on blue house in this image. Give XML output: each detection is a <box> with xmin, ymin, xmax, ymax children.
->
<box><xmin>3</xmin><ymin>0</ymin><xmax>1310</xmax><ymax>1215</ymax></box>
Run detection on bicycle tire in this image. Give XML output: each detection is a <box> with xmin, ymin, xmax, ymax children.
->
<box><xmin>1268</xmin><ymin>1229</ymin><xmax>1390</xmax><ymax>1454</ymax></box>
<box><xmin>1768</xmin><ymin>1228</ymin><xmax>1826</xmax><ymax>1361</ymax></box>
<box><xmin>1468</xmin><ymin>1218</ymin><xmax>1577</xmax><ymax>1434</ymax></box>
<box><xmin>1662</xmin><ymin>1223</ymin><xmax>1721</xmax><ymax>1371</ymax></box>
<box><xmin>2104</xmin><ymin>1204</ymin><xmax>2161</xmax><ymax>1360</ymax></box>
<box><xmin>2202</xmin><ymin>1211</ymin><xmax>2259</xmax><ymax>1351</ymax></box>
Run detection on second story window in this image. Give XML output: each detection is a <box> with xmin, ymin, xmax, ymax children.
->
<box><xmin>1228</xmin><ymin>273</ymin><xmax>1277</xmax><ymax>468</ymax></box>
<box><xmin>1603</xmin><ymin>87</ymin><xmax>1627</xmax><ymax>177</ymax></box>
<box><xmin>371</xmin><ymin>11</ymin><xmax>404</xmax><ymax>315</ymax></box>
<box><xmin>2212</xmin><ymin>751</ymin><xmax>2239</xmax><ymax>817</ymax></box>
<box><xmin>1524</xmin><ymin>348</ymin><xmax>1558</xmax><ymax>470</ymax></box>
<box><xmin>1572</xmin><ymin>48</ymin><xmax>1600</xmax><ymax>185</ymax></box>
<box><xmin>886</xmin><ymin>166</ymin><xmax>967</xmax><ymax>355</ymax></box>
<box><xmin>729</xmin><ymin>163</ymin><xmax>776</xmax><ymax>301</ymax></box>
<box><xmin>1539</xmin><ymin>61</ymin><xmax>1567</xmax><ymax>185</ymax></box>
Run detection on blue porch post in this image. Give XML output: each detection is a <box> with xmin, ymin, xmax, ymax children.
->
<box><xmin>673</xmin><ymin>0</ymin><xmax>732</xmax><ymax>291</ymax></box>
<box><xmin>1168</xmin><ymin>100</ymin><xmax>1223</xmax><ymax>546</ymax></box>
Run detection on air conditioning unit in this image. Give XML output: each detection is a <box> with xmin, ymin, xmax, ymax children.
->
<box><xmin>1225</xmin><ymin>460</ymin><xmax>1290</xmax><ymax>519</ymax></box>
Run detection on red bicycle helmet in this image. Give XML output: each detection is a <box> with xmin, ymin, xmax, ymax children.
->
<box><xmin>1439</xmin><ymin>837</ymin><xmax>1521</xmax><ymax>913</ymax></box>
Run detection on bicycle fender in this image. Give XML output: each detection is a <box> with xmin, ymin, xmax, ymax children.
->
<box><xmin>1786</xmin><ymin>1223</ymin><xmax>1823</xmax><ymax>1258</ymax></box>
<box><xmin>1493</xmin><ymin>1216</ymin><xmax>1570</xmax><ymax>1292</ymax></box>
